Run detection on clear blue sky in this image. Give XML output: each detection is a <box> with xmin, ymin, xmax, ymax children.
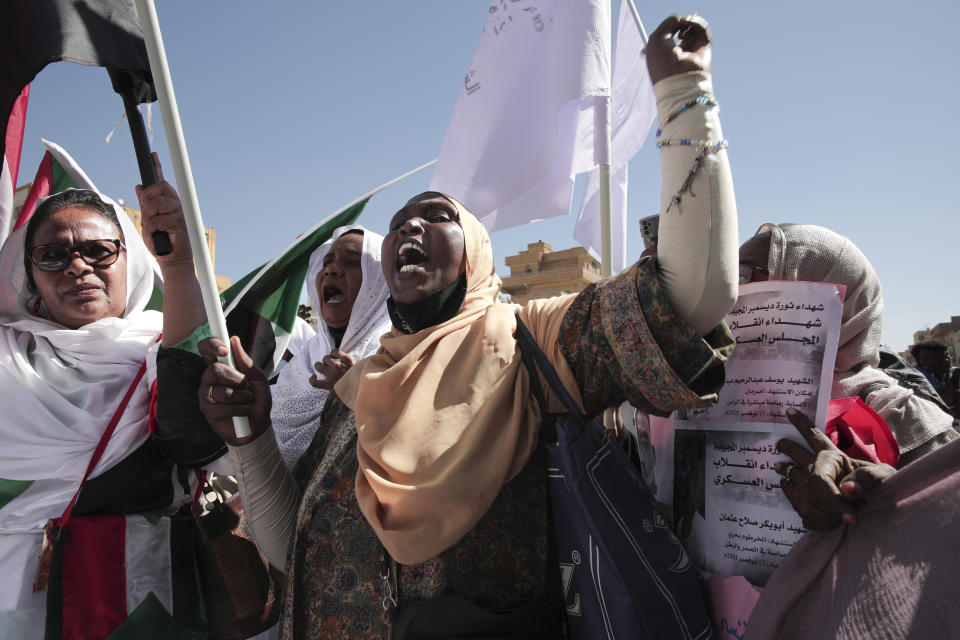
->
<box><xmin>17</xmin><ymin>0</ymin><xmax>959</xmax><ymax>352</ymax></box>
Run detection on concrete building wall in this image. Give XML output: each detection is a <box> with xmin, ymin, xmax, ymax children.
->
<box><xmin>912</xmin><ymin>316</ymin><xmax>960</xmax><ymax>363</ymax></box>
<box><xmin>501</xmin><ymin>241</ymin><xmax>601</xmax><ymax>305</ymax></box>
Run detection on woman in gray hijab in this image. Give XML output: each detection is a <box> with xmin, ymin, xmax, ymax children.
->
<box><xmin>739</xmin><ymin>223</ymin><xmax>958</xmax><ymax>466</ymax></box>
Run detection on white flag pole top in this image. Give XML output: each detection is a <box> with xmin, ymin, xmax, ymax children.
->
<box><xmin>625</xmin><ymin>0</ymin><xmax>649</xmax><ymax>41</ymax></box>
<box><xmin>134</xmin><ymin>0</ymin><xmax>251</xmax><ymax>438</ymax></box>
<box><xmin>573</xmin><ymin>0</ymin><xmax>656</xmax><ymax>274</ymax></box>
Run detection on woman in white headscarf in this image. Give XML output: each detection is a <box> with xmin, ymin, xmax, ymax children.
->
<box><xmin>0</xmin><ymin>166</ymin><xmax>221</xmax><ymax>637</ymax></box>
<box><xmin>739</xmin><ymin>223</ymin><xmax>958</xmax><ymax>467</ymax></box>
<box><xmin>270</xmin><ymin>225</ymin><xmax>391</xmax><ymax>470</ymax></box>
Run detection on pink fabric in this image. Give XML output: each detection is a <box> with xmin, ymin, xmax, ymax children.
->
<box><xmin>745</xmin><ymin>437</ymin><xmax>960</xmax><ymax>640</ymax></box>
<box><xmin>826</xmin><ymin>397</ymin><xmax>900</xmax><ymax>467</ymax></box>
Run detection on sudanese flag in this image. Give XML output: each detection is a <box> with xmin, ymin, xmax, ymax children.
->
<box><xmin>0</xmin><ymin>0</ymin><xmax>155</xmax><ymax>162</ymax></box>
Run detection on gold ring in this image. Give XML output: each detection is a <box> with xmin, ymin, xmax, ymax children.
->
<box><xmin>781</xmin><ymin>462</ymin><xmax>799</xmax><ymax>485</ymax></box>
<box><xmin>206</xmin><ymin>384</ymin><xmax>217</xmax><ymax>404</ymax></box>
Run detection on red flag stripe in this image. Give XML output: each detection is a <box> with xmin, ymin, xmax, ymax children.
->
<box><xmin>14</xmin><ymin>150</ymin><xmax>53</xmax><ymax>229</ymax></box>
<box><xmin>60</xmin><ymin>515</ymin><xmax>128</xmax><ymax>640</ymax></box>
<box><xmin>5</xmin><ymin>85</ymin><xmax>29</xmax><ymax>187</ymax></box>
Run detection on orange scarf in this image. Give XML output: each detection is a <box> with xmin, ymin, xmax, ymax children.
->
<box><xmin>336</xmin><ymin>197</ymin><xmax>579</xmax><ymax>564</ymax></box>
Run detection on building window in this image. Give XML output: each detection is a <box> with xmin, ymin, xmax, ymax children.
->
<box><xmin>525</xmin><ymin>266</ymin><xmax>532</xmax><ymax>273</ymax></box>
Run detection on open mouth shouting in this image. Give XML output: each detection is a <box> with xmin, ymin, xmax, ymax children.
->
<box><xmin>396</xmin><ymin>241</ymin><xmax>428</xmax><ymax>273</ymax></box>
<box><xmin>323</xmin><ymin>283</ymin><xmax>345</xmax><ymax>305</ymax></box>
<box><xmin>383</xmin><ymin>192</ymin><xmax>465</xmax><ymax>304</ymax></box>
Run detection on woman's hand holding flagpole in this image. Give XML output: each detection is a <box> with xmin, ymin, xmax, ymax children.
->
<box><xmin>133</xmin><ymin>0</ymin><xmax>251</xmax><ymax>438</ymax></box>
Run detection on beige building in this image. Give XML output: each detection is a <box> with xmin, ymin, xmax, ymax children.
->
<box><xmin>13</xmin><ymin>183</ymin><xmax>231</xmax><ymax>292</ymax></box>
<box><xmin>501</xmin><ymin>241</ymin><xmax>602</xmax><ymax>305</ymax></box>
<box><xmin>912</xmin><ymin>316</ymin><xmax>960</xmax><ymax>362</ymax></box>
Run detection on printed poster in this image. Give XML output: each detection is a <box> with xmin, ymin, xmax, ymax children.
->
<box><xmin>672</xmin><ymin>281</ymin><xmax>843</xmax><ymax>587</ymax></box>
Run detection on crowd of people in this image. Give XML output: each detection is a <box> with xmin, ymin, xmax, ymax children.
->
<box><xmin>0</xmin><ymin>13</ymin><xmax>956</xmax><ymax>640</ymax></box>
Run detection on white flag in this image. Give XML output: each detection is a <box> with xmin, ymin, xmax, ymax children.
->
<box><xmin>574</xmin><ymin>0</ymin><xmax>656</xmax><ymax>273</ymax></box>
<box><xmin>430</xmin><ymin>0</ymin><xmax>611</xmax><ymax>232</ymax></box>
<box><xmin>0</xmin><ymin>157</ymin><xmax>14</xmax><ymax>245</ymax></box>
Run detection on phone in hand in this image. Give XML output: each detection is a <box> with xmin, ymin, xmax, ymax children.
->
<box><xmin>640</xmin><ymin>214</ymin><xmax>660</xmax><ymax>250</ymax></box>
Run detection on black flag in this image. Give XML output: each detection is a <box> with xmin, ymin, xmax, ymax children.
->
<box><xmin>0</xmin><ymin>0</ymin><xmax>156</xmax><ymax>160</ymax></box>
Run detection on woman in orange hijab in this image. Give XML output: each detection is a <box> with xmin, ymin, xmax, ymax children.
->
<box><xmin>198</xmin><ymin>15</ymin><xmax>739</xmax><ymax>639</ymax></box>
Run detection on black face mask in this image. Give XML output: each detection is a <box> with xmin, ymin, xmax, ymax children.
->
<box><xmin>387</xmin><ymin>274</ymin><xmax>467</xmax><ymax>335</ymax></box>
<box><xmin>326</xmin><ymin>324</ymin><xmax>347</xmax><ymax>348</ymax></box>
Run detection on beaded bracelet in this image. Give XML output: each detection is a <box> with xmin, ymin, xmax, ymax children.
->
<box><xmin>655</xmin><ymin>138</ymin><xmax>727</xmax><ymax>150</ymax></box>
<box><xmin>655</xmin><ymin>95</ymin><xmax>717</xmax><ymax>138</ymax></box>
<box><xmin>657</xmin><ymin>139</ymin><xmax>729</xmax><ymax>212</ymax></box>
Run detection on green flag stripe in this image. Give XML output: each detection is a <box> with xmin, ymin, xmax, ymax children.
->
<box><xmin>221</xmin><ymin>198</ymin><xmax>367</xmax><ymax>334</ymax></box>
<box><xmin>50</xmin><ymin>156</ymin><xmax>79</xmax><ymax>193</ymax></box>
<box><xmin>0</xmin><ymin>478</ymin><xmax>33</xmax><ymax>510</ymax></box>
<box><xmin>106</xmin><ymin>592</ymin><xmax>206</xmax><ymax>640</ymax></box>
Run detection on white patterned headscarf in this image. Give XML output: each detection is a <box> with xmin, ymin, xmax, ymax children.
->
<box><xmin>759</xmin><ymin>223</ymin><xmax>956</xmax><ymax>462</ymax></box>
<box><xmin>0</xmin><ymin>189</ymin><xmax>164</xmax><ymax>531</ymax></box>
<box><xmin>270</xmin><ymin>225</ymin><xmax>390</xmax><ymax>469</ymax></box>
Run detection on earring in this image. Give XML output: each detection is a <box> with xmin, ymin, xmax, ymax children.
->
<box><xmin>32</xmin><ymin>297</ymin><xmax>42</xmax><ymax>315</ymax></box>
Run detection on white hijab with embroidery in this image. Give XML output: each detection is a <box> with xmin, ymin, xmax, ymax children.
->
<box><xmin>270</xmin><ymin>225</ymin><xmax>390</xmax><ymax>469</ymax></box>
<box><xmin>0</xmin><ymin>190</ymin><xmax>164</xmax><ymax>531</ymax></box>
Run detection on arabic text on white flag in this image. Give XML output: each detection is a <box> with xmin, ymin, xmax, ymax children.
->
<box><xmin>430</xmin><ymin>0</ymin><xmax>611</xmax><ymax>232</ymax></box>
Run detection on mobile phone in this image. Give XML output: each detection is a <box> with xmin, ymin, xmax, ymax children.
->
<box><xmin>639</xmin><ymin>215</ymin><xmax>659</xmax><ymax>250</ymax></box>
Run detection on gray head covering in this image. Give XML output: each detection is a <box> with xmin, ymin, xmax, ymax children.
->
<box><xmin>762</xmin><ymin>223</ymin><xmax>883</xmax><ymax>373</ymax></box>
<box><xmin>757</xmin><ymin>223</ymin><xmax>956</xmax><ymax>463</ymax></box>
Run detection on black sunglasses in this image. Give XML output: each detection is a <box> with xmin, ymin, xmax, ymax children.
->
<box><xmin>28</xmin><ymin>239</ymin><xmax>125</xmax><ymax>272</ymax></box>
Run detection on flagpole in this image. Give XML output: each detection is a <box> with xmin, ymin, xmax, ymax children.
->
<box><xmin>624</xmin><ymin>0</ymin><xmax>649</xmax><ymax>42</ymax></box>
<box><xmin>600</xmin><ymin>2</ymin><xmax>615</xmax><ymax>432</ymax></box>
<box><xmin>598</xmin><ymin>2</ymin><xmax>615</xmax><ymax>280</ymax></box>
<box><xmin>134</xmin><ymin>0</ymin><xmax>251</xmax><ymax>438</ymax></box>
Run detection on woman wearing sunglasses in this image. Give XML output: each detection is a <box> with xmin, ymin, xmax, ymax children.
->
<box><xmin>0</xmin><ymin>168</ymin><xmax>223</xmax><ymax>637</ymax></box>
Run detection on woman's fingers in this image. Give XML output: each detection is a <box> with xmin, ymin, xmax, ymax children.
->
<box><xmin>335</xmin><ymin>349</ymin><xmax>356</xmax><ymax>366</ymax></box>
<box><xmin>230</xmin><ymin>336</ymin><xmax>263</xmax><ymax>381</ymax></box>
<box><xmin>310</xmin><ymin>350</ymin><xmax>355</xmax><ymax>391</ymax></box>
<box><xmin>151</xmin><ymin>151</ymin><xmax>164</xmax><ymax>181</ymax></box>
<box><xmin>838</xmin><ymin>462</ymin><xmax>896</xmax><ymax>500</ymax></box>
<box><xmin>649</xmin><ymin>14</ymin><xmax>681</xmax><ymax>42</ymax></box>
<box><xmin>785</xmin><ymin>408</ymin><xmax>838</xmax><ymax>453</ymax></box>
<box><xmin>675</xmin><ymin>14</ymin><xmax>711</xmax><ymax>52</ymax></box>
<box><xmin>646</xmin><ymin>14</ymin><xmax>713</xmax><ymax>85</ymax></box>
<box><xmin>198</xmin><ymin>337</ymin><xmax>229</xmax><ymax>363</ymax></box>
<box><xmin>204</xmin><ymin>382</ymin><xmax>254</xmax><ymax>405</ymax></box>
<box><xmin>806</xmin><ymin>451</ymin><xmax>858</xmax><ymax>522</ymax></box>
<box><xmin>775</xmin><ymin>410</ymin><xmax>864</xmax><ymax>530</ymax></box>
<box><xmin>775</xmin><ymin>467</ymin><xmax>841</xmax><ymax>531</ymax></box>
<box><xmin>200</xmin><ymin>359</ymin><xmax>247</xmax><ymax>387</ymax></box>
<box><xmin>776</xmin><ymin>438</ymin><xmax>815</xmax><ymax>468</ymax></box>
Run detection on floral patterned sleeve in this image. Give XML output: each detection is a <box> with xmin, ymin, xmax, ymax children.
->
<box><xmin>557</xmin><ymin>258</ymin><xmax>734</xmax><ymax>419</ymax></box>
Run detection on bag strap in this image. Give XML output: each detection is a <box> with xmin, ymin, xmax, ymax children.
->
<box><xmin>57</xmin><ymin>361</ymin><xmax>148</xmax><ymax>527</ymax></box>
<box><xmin>514</xmin><ymin>314</ymin><xmax>587</xmax><ymax>424</ymax></box>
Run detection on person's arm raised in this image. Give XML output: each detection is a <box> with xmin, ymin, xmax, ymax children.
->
<box><xmin>645</xmin><ymin>15</ymin><xmax>738</xmax><ymax>336</ymax></box>
<box><xmin>137</xmin><ymin>153</ymin><xmax>205</xmax><ymax>347</ymax></box>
